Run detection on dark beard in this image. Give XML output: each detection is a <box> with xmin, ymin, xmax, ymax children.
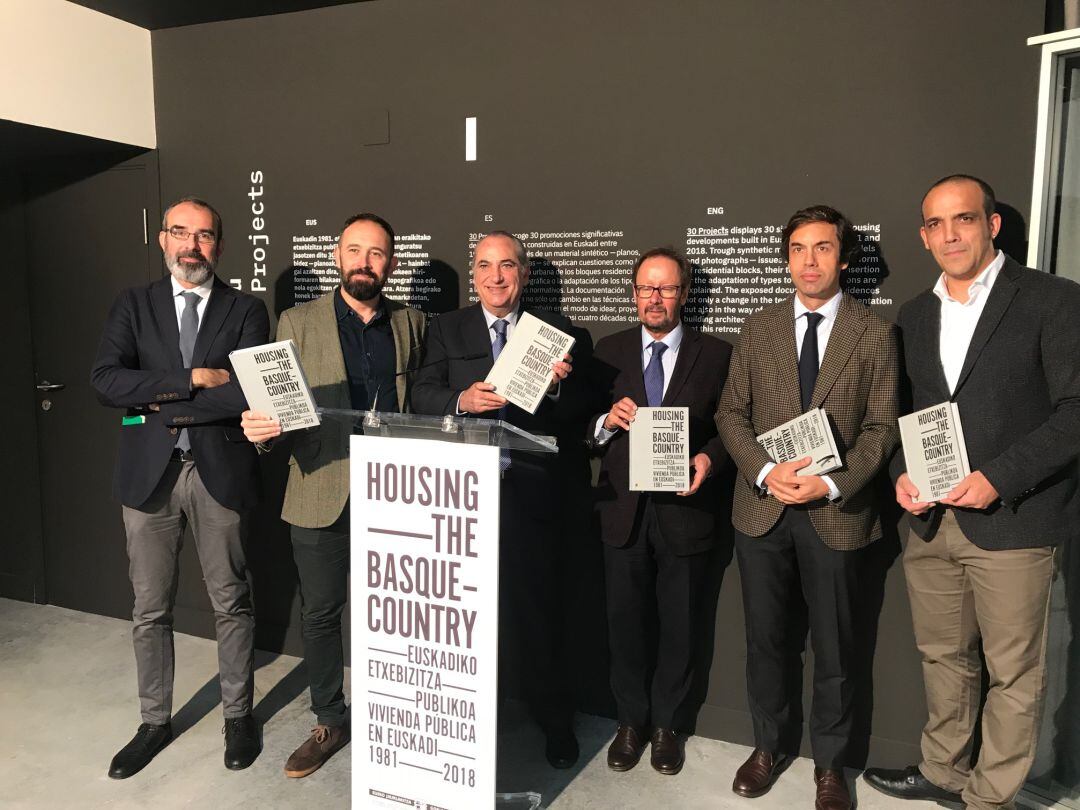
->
<box><xmin>342</xmin><ymin>269</ymin><xmax>383</xmax><ymax>301</ymax></box>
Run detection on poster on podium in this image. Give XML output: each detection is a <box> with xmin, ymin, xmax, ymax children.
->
<box><xmin>351</xmin><ymin>435</ymin><xmax>500</xmax><ymax>810</ymax></box>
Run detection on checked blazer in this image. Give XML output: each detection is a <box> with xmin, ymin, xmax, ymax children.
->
<box><xmin>716</xmin><ymin>293</ymin><xmax>900</xmax><ymax>550</ymax></box>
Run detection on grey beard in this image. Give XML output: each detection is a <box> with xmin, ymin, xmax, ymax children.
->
<box><xmin>166</xmin><ymin>255</ymin><xmax>215</xmax><ymax>285</ymax></box>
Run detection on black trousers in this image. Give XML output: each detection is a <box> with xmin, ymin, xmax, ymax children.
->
<box><xmin>498</xmin><ymin>482</ymin><xmax>574</xmax><ymax>733</ymax></box>
<box><xmin>604</xmin><ymin>498</ymin><xmax>709</xmax><ymax>730</ymax></box>
<box><xmin>735</xmin><ymin>507</ymin><xmax>864</xmax><ymax>768</ymax></box>
<box><xmin>290</xmin><ymin>508</ymin><xmax>350</xmax><ymax>728</ymax></box>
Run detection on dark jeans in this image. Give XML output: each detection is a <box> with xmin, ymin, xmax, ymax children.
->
<box><xmin>291</xmin><ymin>508</ymin><xmax>350</xmax><ymax>728</ymax></box>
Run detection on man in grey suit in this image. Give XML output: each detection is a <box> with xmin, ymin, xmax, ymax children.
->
<box><xmin>864</xmin><ymin>175</ymin><xmax>1080</xmax><ymax>810</ymax></box>
<box><xmin>241</xmin><ymin>213</ymin><xmax>425</xmax><ymax>778</ymax></box>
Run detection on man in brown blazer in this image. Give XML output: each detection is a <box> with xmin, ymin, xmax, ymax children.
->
<box><xmin>241</xmin><ymin>213</ymin><xmax>425</xmax><ymax>778</ymax></box>
<box><xmin>716</xmin><ymin>205</ymin><xmax>899</xmax><ymax>810</ymax></box>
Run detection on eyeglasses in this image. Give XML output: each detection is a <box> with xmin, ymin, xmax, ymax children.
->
<box><xmin>164</xmin><ymin>226</ymin><xmax>217</xmax><ymax>245</ymax></box>
<box><xmin>633</xmin><ymin>284</ymin><xmax>682</xmax><ymax>299</ymax></box>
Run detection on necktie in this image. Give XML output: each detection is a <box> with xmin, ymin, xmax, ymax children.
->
<box><xmin>491</xmin><ymin>319</ymin><xmax>511</xmax><ymax>471</ymax></box>
<box><xmin>798</xmin><ymin>311</ymin><xmax>824</xmax><ymax>413</ymax></box>
<box><xmin>644</xmin><ymin>341</ymin><xmax>668</xmax><ymax>407</ymax></box>
<box><xmin>176</xmin><ymin>291</ymin><xmax>201</xmax><ymax>451</ymax></box>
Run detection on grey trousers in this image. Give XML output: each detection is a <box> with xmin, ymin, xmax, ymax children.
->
<box><xmin>122</xmin><ymin>459</ymin><xmax>254</xmax><ymax>724</ymax></box>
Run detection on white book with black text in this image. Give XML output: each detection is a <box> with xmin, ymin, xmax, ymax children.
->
<box><xmin>756</xmin><ymin>407</ymin><xmax>842</xmax><ymax>476</ymax></box>
<box><xmin>899</xmin><ymin>401</ymin><xmax>971</xmax><ymax>502</ymax></box>
<box><xmin>484</xmin><ymin>312</ymin><xmax>576</xmax><ymax>415</ymax></box>
<box><xmin>629</xmin><ymin>406</ymin><xmax>690</xmax><ymax>492</ymax></box>
<box><xmin>229</xmin><ymin>340</ymin><xmax>320</xmax><ymax>432</ymax></box>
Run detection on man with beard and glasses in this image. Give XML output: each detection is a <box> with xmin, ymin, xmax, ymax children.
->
<box><xmin>91</xmin><ymin>197</ymin><xmax>270</xmax><ymax>778</ymax></box>
<box><xmin>241</xmin><ymin>213</ymin><xmax>425</xmax><ymax>778</ymax></box>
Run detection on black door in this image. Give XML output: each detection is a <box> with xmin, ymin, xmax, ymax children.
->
<box><xmin>24</xmin><ymin>155</ymin><xmax>161</xmax><ymax>619</ymax></box>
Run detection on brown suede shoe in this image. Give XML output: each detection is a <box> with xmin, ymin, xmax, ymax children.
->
<box><xmin>284</xmin><ymin>725</ymin><xmax>350</xmax><ymax>778</ymax></box>
<box><xmin>732</xmin><ymin>749</ymin><xmax>788</xmax><ymax>797</ymax></box>
<box><xmin>814</xmin><ymin>768</ymin><xmax>853</xmax><ymax>810</ymax></box>
<box><xmin>649</xmin><ymin>728</ymin><xmax>684</xmax><ymax>775</ymax></box>
<box><xmin>607</xmin><ymin>724</ymin><xmax>649</xmax><ymax>771</ymax></box>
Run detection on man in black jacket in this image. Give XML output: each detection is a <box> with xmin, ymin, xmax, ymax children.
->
<box><xmin>587</xmin><ymin>247</ymin><xmax>731</xmax><ymax>776</ymax></box>
<box><xmin>411</xmin><ymin>230</ymin><xmax>591</xmax><ymax>769</ymax></box>
<box><xmin>864</xmin><ymin>175</ymin><xmax>1080</xmax><ymax>810</ymax></box>
<box><xmin>91</xmin><ymin>197</ymin><xmax>269</xmax><ymax>778</ymax></box>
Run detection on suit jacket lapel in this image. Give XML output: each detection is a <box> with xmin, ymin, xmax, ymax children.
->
<box><xmin>921</xmin><ymin>296</ymin><xmax>951</xmax><ymax>399</ymax></box>
<box><xmin>768</xmin><ymin>299</ymin><xmax>803</xmax><ymax>414</ymax></box>
<box><xmin>387</xmin><ymin>298</ymin><xmax>414</xmax><ymax>410</ymax></box>
<box><xmin>661</xmin><ymin>327</ymin><xmax>700</xmax><ymax>407</ymax></box>
<box><xmin>619</xmin><ymin>327</ymin><xmax>648</xmax><ymax>405</ymax></box>
<box><xmin>314</xmin><ymin>290</ymin><xmax>350</xmax><ymax>408</ymax></box>
<box><xmin>191</xmin><ymin>278</ymin><xmax>236</xmax><ymax>367</ymax></box>
<box><xmin>464</xmin><ymin>304</ymin><xmax>495</xmax><ymax>371</ymax></box>
<box><xmin>151</xmin><ymin>277</ymin><xmax>183</xmax><ymax>367</ymax></box>
<box><xmin>952</xmin><ymin>262</ymin><xmax>1019</xmax><ymax>396</ymax></box>
<box><xmin>811</xmin><ymin>294</ymin><xmax>867</xmax><ymax>407</ymax></box>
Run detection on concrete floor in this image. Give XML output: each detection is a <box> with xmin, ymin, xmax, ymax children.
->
<box><xmin>0</xmin><ymin>598</ymin><xmax>937</xmax><ymax>810</ymax></box>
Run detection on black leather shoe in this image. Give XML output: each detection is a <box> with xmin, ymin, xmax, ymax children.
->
<box><xmin>732</xmin><ymin>749</ymin><xmax>788</xmax><ymax>797</ymax></box>
<box><xmin>223</xmin><ymin>714</ymin><xmax>261</xmax><ymax>770</ymax></box>
<box><xmin>650</xmin><ymin>728</ymin><xmax>684</xmax><ymax>775</ymax></box>
<box><xmin>607</xmin><ymin>724</ymin><xmax>649</xmax><ymax>771</ymax></box>
<box><xmin>544</xmin><ymin>727</ymin><xmax>579</xmax><ymax>769</ymax></box>
<box><xmin>863</xmin><ymin>765</ymin><xmax>963</xmax><ymax>805</ymax></box>
<box><xmin>108</xmin><ymin>722</ymin><xmax>173</xmax><ymax>779</ymax></box>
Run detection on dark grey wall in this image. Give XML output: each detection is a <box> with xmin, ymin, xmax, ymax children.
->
<box><xmin>149</xmin><ymin>0</ymin><xmax>1045</xmax><ymax>764</ymax></box>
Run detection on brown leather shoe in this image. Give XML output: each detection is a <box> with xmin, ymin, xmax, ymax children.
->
<box><xmin>814</xmin><ymin>768</ymin><xmax>852</xmax><ymax>810</ymax></box>
<box><xmin>732</xmin><ymin>749</ymin><xmax>788</xmax><ymax>797</ymax></box>
<box><xmin>284</xmin><ymin>725</ymin><xmax>350</xmax><ymax>778</ymax></box>
<box><xmin>607</xmin><ymin>724</ymin><xmax>649</xmax><ymax>771</ymax></box>
<box><xmin>649</xmin><ymin>728</ymin><xmax>683</xmax><ymax>775</ymax></box>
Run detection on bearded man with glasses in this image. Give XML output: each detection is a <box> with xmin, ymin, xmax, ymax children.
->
<box><xmin>91</xmin><ymin>197</ymin><xmax>270</xmax><ymax>778</ymax></box>
<box><xmin>585</xmin><ymin>246</ymin><xmax>732</xmax><ymax>776</ymax></box>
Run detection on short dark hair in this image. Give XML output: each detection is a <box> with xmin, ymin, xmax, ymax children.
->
<box><xmin>781</xmin><ymin>204</ymin><xmax>860</xmax><ymax>266</ymax></box>
<box><xmin>341</xmin><ymin>212</ymin><xmax>396</xmax><ymax>256</ymax></box>
<box><xmin>477</xmin><ymin>230</ymin><xmax>529</xmax><ymax>268</ymax></box>
<box><xmin>923</xmin><ymin>174</ymin><xmax>997</xmax><ymax>220</ymax></box>
<box><xmin>631</xmin><ymin>246</ymin><xmax>692</xmax><ymax>289</ymax></box>
<box><xmin>162</xmin><ymin>196</ymin><xmax>223</xmax><ymax>243</ymax></box>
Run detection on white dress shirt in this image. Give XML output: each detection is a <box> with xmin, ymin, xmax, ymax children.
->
<box><xmin>757</xmin><ymin>291</ymin><xmax>843</xmax><ymax>501</ymax></box>
<box><xmin>594</xmin><ymin>323</ymin><xmax>684</xmax><ymax>443</ymax></box>
<box><xmin>933</xmin><ymin>250</ymin><xmax>1004</xmax><ymax>393</ymax></box>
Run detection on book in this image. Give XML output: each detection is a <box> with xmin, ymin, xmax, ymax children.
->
<box><xmin>756</xmin><ymin>408</ymin><xmax>841</xmax><ymax>476</ymax></box>
<box><xmin>484</xmin><ymin>312</ymin><xmax>576</xmax><ymax>415</ymax></box>
<box><xmin>229</xmin><ymin>340</ymin><xmax>320</xmax><ymax>432</ymax></box>
<box><xmin>898</xmin><ymin>401</ymin><xmax>971</xmax><ymax>502</ymax></box>
<box><xmin>629</xmin><ymin>407</ymin><xmax>690</xmax><ymax>492</ymax></box>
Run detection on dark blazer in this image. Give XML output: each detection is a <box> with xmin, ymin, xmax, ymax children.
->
<box><xmin>91</xmin><ymin>275</ymin><xmax>270</xmax><ymax>511</ymax></box>
<box><xmin>895</xmin><ymin>257</ymin><xmax>1080</xmax><ymax>549</ymax></box>
<box><xmin>410</xmin><ymin>303</ymin><xmax>593</xmax><ymax>514</ymax></box>
<box><xmin>717</xmin><ymin>293</ymin><xmax>900</xmax><ymax>550</ymax></box>
<box><xmin>587</xmin><ymin>325</ymin><xmax>732</xmax><ymax>555</ymax></box>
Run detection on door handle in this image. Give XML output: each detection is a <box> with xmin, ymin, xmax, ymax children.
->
<box><xmin>36</xmin><ymin>381</ymin><xmax>65</xmax><ymax>392</ymax></box>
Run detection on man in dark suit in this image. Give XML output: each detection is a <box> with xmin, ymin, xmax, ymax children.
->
<box><xmin>91</xmin><ymin>197</ymin><xmax>269</xmax><ymax>778</ymax></box>
<box><xmin>587</xmin><ymin>247</ymin><xmax>732</xmax><ymax>775</ymax></box>
<box><xmin>716</xmin><ymin>205</ymin><xmax>899</xmax><ymax>810</ymax></box>
<box><xmin>411</xmin><ymin>230</ymin><xmax>590</xmax><ymax>768</ymax></box>
<box><xmin>864</xmin><ymin>175</ymin><xmax>1080</xmax><ymax>810</ymax></box>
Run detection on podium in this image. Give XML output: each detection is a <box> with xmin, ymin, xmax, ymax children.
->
<box><xmin>317</xmin><ymin>409</ymin><xmax>552</xmax><ymax>810</ymax></box>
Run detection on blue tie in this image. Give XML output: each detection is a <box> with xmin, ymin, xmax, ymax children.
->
<box><xmin>644</xmin><ymin>341</ymin><xmax>667</xmax><ymax>407</ymax></box>
<box><xmin>491</xmin><ymin>319</ymin><xmax>511</xmax><ymax>471</ymax></box>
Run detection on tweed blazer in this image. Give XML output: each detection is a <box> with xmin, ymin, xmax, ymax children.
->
<box><xmin>277</xmin><ymin>290</ymin><xmax>426</xmax><ymax>528</ymax></box>
<box><xmin>894</xmin><ymin>258</ymin><xmax>1080</xmax><ymax>549</ymax></box>
<box><xmin>716</xmin><ymin>293</ymin><xmax>900</xmax><ymax>550</ymax></box>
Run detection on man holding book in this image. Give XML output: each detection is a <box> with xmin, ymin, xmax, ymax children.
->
<box><xmin>240</xmin><ymin>212</ymin><xmax>426</xmax><ymax>778</ymax></box>
<box><xmin>863</xmin><ymin>175</ymin><xmax>1080</xmax><ymax>810</ymax></box>
<box><xmin>411</xmin><ymin>230</ymin><xmax>590</xmax><ymax>769</ymax></box>
<box><xmin>716</xmin><ymin>205</ymin><xmax>899</xmax><ymax>810</ymax></box>
<box><xmin>587</xmin><ymin>247</ymin><xmax>732</xmax><ymax>776</ymax></box>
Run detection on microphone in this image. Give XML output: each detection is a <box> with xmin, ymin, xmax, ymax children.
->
<box><xmin>366</xmin><ymin>351</ymin><xmax>489</xmax><ymax>426</ymax></box>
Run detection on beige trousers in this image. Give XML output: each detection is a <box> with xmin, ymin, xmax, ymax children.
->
<box><xmin>903</xmin><ymin>510</ymin><xmax>1056</xmax><ymax>810</ymax></box>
